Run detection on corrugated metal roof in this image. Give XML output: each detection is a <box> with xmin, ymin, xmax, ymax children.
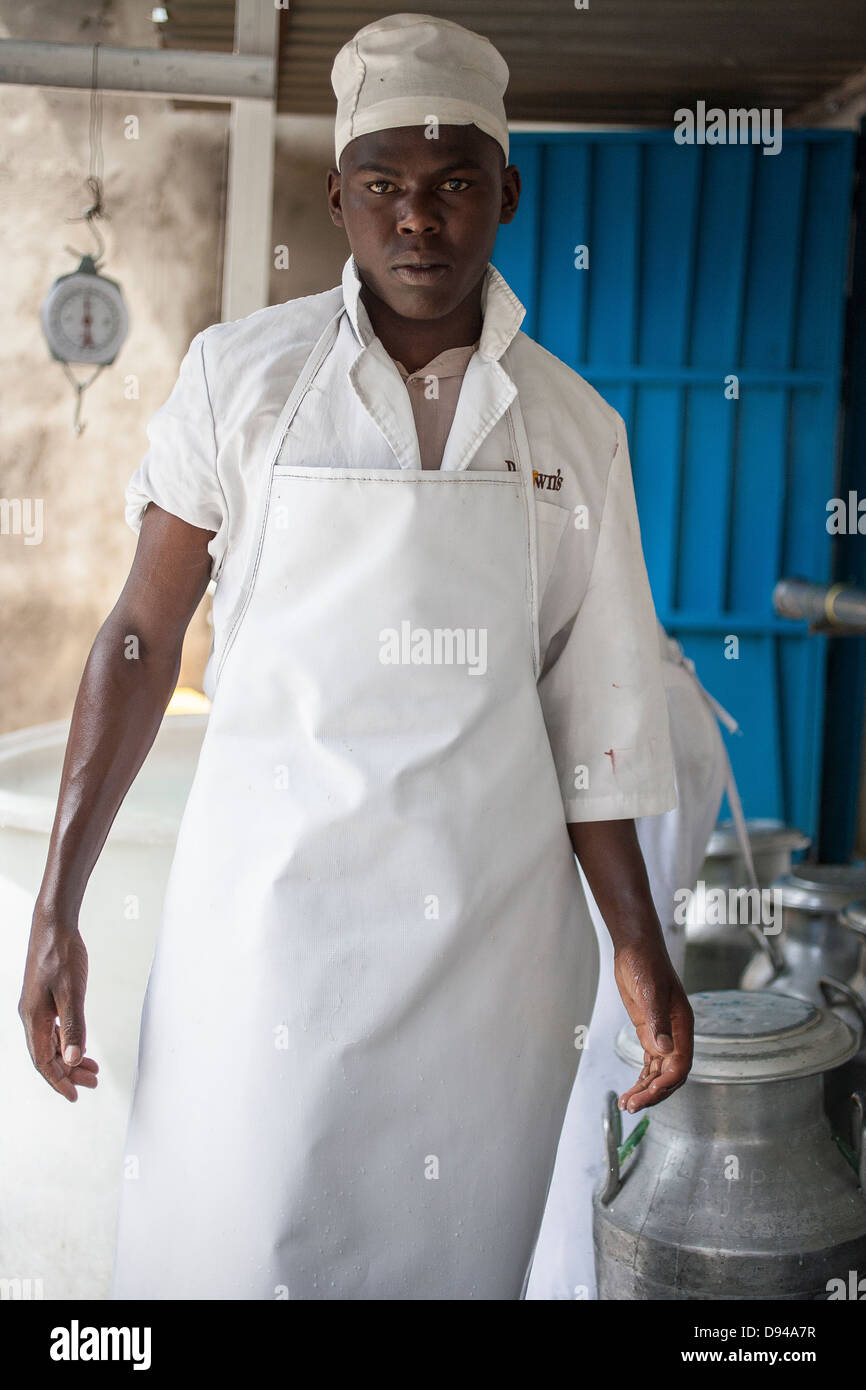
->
<box><xmin>158</xmin><ymin>1</ymin><xmax>866</xmax><ymax>124</ymax></box>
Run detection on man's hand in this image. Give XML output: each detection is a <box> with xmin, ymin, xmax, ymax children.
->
<box><xmin>613</xmin><ymin>940</ymin><xmax>693</xmax><ymax>1113</ymax></box>
<box><xmin>567</xmin><ymin>817</ymin><xmax>695</xmax><ymax>1114</ymax></box>
<box><xmin>18</xmin><ymin>912</ymin><xmax>99</xmax><ymax>1102</ymax></box>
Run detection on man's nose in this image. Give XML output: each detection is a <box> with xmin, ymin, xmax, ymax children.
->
<box><xmin>396</xmin><ymin>193</ymin><xmax>442</xmax><ymax>236</ymax></box>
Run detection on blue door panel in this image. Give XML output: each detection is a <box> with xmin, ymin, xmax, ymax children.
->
<box><xmin>638</xmin><ymin>143</ymin><xmax>700</xmax><ymax>364</ymax></box>
<box><xmin>537</xmin><ymin>143</ymin><xmax>591</xmax><ymax>361</ymax></box>
<box><xmin>690</xmin><ymin>146</ymin><xmax>753</xmax><ymax>366</ymax></box>
<box><xmin>741</xmin><ymin>146</ymin><xmax>807</xmax><ymax>370</ymax></box>
<box><xmin>677</xmin><ymin>388</ymin><xmax>733</xmax><ymax>615</ymax></box>
<box><xmin>495</xmin><ymin>130</ymin><xmax>857</xmax><ymax>846</ymax></box>
<box><xmin>727</xmin><ymin>390</ymin><xmax>788</xmax><ymax>613</ymax></box>
<box><xmin>587</xmin><ymin>145</ymin><xmax>642</xmax><ymax>363</ymax></box>
<box><xmin>632</xmin><ymin>385</ymin><xmax>681</xmax><ymax>611</ymax></box>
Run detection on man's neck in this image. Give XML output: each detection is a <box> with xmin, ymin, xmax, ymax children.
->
<box><xmin>359</xmin><ymin>275</ymin><xmax>485</xmax><ymax>374</ymax></box>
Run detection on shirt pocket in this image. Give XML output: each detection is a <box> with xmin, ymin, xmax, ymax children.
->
<box><xmin>535</xmin><ymin>497</ymin><xmax>571</xmax><ymax>596</ymax></box>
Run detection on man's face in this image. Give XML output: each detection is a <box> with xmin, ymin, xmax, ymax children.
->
<box><xmin>327</xmin><ymin>124</ymin><xmax>520</xmax><ymax>321</ymax></box>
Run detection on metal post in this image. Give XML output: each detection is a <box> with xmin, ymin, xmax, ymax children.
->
<box><xmin>220</xmin><ymin>0</ymin><xmax>279</xmax><ymax>322</ymax></box>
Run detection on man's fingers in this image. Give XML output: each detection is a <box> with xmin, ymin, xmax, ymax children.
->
<box><xmin>29</xmin><ymin>1012</ymin><xmax>98</xmax><ymax>1100</ymax></box>
<box><xmin>619</xmin><ymin>1044</ymin><xmax>691</xmax><ymax>1111</ymax></box>
<box><xmin>71</xmin><ymin>1056</ymin><xmax>99</xmax><ymax>1074</ymax></box>
<box><xmin>19</xmin><ymin>923</ymin><xmax>94</xmax><ymax>1100</ymax></box>
<box><xmin>641</xmin><ymin>1003</ymin><xmax>674</xmax><ymax>1054</ymax></box>
<box><xmin>620</xmin><ymin>1057</ymin><xmax>691</xmax><ymax>1111</ymax></box>
<box><xmin>27</xmin><ymin>1002</ymin><xmax>62</xmax><ymax>1071</ymax></box>
<box><xmin>37</xmin><ymin>1052</ymin><xmax>79</xmax><ymax>1102</ymax></box>
<box><xmin>625</xmin><ymin>1074</ymin><xmax>688</xmax><ymax>1111</ymax></box>
<box><xmin>669</xmin><ymin>997</ymin><xmax>695</xmax><ymax>1065</ymax></box>
<box><xmin>634</xmin><ymin>1022</ymin><xmax>670</xmax><ymax>1059</ymax></box>
<box><xmin>68</xmin><ymin>1065</ymin><xmax>99</xmax><ymax>1090</ymax></box>
<box><xmin>38</xmin><ymin>1053</ymin><xmax>98</xmax><ymax>1100</ymax></box>
<box><xmin>58</xmin><ymin>993</ymin><xmax>86</xmax><ymax>1067</ymax></box>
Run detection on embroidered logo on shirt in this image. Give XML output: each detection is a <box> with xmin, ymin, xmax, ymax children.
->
<box><xmin>532</xmin><ymin>468</ymin><xmax>564</xmax><ymax>492</ymax></box>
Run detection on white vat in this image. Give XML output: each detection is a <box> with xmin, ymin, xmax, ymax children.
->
<box><xmin>0</xmin><ymin>713</ymin><xmax>206</xmax><ymax>1299</ymax></box>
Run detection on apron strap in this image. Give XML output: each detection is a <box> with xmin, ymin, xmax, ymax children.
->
<box><xmin>500</xmin><ymin>353</ymin><xmax>541</xmax><ymax>678</ymax></box>
<box><xmin>664</xmin><ymin>634</ymin><xmax>785</xmax><ymax>975</ymax></box>
<box><xmin>213</xmin><ymin>306</ymin><xmax>345</xmax><ymax>686</ymax></box>
<box><xmin>663</xmin><ymin>637</ymin><xmax>758</xmax><ymax>885</ymax></box>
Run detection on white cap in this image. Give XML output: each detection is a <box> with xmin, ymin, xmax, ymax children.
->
<box><xmin>331</xmin><ymin>12</ymin><xmax>510</xmax><ymax>169</ymax></box>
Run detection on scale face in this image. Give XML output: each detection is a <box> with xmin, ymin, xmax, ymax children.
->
<box><xmin>41</xmin><ymin>258</ymin><xmax>129</xmax><ymax>366</ymax></box>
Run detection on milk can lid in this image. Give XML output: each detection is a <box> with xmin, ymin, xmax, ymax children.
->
<box><xmin>614</xmin><ymin>989</ymin><xmax>859</xmax><ymax>1083</ymax></box>
<box><xmin>772</xmin><ymin>864</ymin><xmax>866</xmax><ymax>912</ymax></box>
<box><xmin>706</xmin><ymin>819</ymin><xmax>810</xmax><ymax>858</ymax></box>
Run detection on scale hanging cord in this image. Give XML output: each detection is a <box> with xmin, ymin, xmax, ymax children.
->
<box><xmin>65</xmin><ymin>173</ymin><xmax>107</xmax><ymax>268</ymax></box>
<box><xmin>65</xmin><ymin>42</ymin><xmax>107</xmax><ymax>267</ymax></box>
<box><xmin>60</xmin><ymin>360</ymin><xmax>107</xmax><ymax>437</ymax></box>
<box><xmin>51</xmin><ymin>40</ymin><xmax>115</xmax><ymax>435</ymax></box>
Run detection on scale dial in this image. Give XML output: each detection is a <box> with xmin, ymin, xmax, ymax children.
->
<box><xmin>41</xmin><ymin>260</ymin><xmax>129</xmax><ymax>366</ymax></box>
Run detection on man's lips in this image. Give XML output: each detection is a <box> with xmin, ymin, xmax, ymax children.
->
<box><xmin>391</xmin><ymin>261</ymin><xmax>451</xmax><ymax>284</ymax></box>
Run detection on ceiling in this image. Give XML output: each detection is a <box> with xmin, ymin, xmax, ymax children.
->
<box><xmin>157</xmin><ymin>1</ymin><xmax>866</xmax><ymax>125</ymax></box>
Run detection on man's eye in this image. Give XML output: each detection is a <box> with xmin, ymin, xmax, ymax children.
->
<box><xmin>365</xmin><ymin>177</ymin><xmax>469</xmax><ymax>194</ymax></box>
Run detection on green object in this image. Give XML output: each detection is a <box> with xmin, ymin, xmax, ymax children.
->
<box><xmin>832</xmin><ymin>1131</ymin><xmax>858</xmax><ymax>1173</ymax></box>
<box><xmin>618</xmin><ymin>1116</ymin><xmax>649</xmax><ymax>1166</ymax></box>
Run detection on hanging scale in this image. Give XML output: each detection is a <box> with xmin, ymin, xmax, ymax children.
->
<box><xmin>40</xmin><ymin>43</ymin><xmax>129</xmax><ymax>435</ymax></box>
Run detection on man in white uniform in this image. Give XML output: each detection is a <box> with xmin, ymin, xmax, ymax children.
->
<box><xmin>19</xmin><ymin>14</ymin><xmax>694</xmax><ymax>1300</ymax></box>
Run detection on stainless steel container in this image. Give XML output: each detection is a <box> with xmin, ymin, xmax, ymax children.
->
<box><xmin>683</xmin><ymin>820</ymin><xmax>810</xmax><ymax>992</ymax></box>
<box><xmin>741</xmin><ymin>865</ymin><xmax>866</xmax><ymax>999</ymax></box>
<box><xmin>843</xmin><ymin>901</ymin><xmax>866</xmax><ymax>1000</ymax></box>
<box><xmin>593</xmin><ymin>990</ymin><xmax>866</xmax><ymax>1300</ymax></box>
<box><xmin>823</xmin><ymin>901</ymin><xmax>866</xmax><ymax>1140</ymax></box>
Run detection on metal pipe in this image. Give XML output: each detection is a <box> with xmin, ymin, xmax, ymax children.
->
<box><xmin>774</xmin><ymin>577</ymin><xmax>866</xmax><ymax>633</ymax></box>
<box><xmin>0</xmin><ymin>39</ymin><xmax>274</xmax><ymax>102</ymax></box>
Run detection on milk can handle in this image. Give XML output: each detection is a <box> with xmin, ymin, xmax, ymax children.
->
<box><xmin>818</xmin><ymin>976</ymin><xmax>866</xmax><ymax>1030</ymax></box>
<box><xmin>600</xmin><ymin>1089</ymin><xmax>649</xmax><ymax>1206</ymax></box>
<box><xmin>747</xmin><ymin>919</ymin><xmax>787</xmax><ymax>980</ymax></box>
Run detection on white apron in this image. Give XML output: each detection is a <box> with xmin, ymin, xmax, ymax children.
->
<box><xmin>525</xmin><ymin>639</ymin><xmax>732</xmax><ymax>1300</ymax></box>
<box><xmin>111</xmin><ymin>310</ymin><xmax>600</xmax><ymax>1301</ymax></box>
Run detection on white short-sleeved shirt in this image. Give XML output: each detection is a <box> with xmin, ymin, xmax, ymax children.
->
<box><xmin>125</xmin><ymin>254</ymin><xmax>677</xmax><ymax>823</ymax></box>
<box><xmin>126</xmin><ymin>329</ymin><xmax>228</xmax><ymax>577</ymax></box>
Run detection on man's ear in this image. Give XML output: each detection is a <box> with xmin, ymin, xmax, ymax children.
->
<box><xmin>499</xmin><ymin>166</ymin><xmax>521</xmax><ymax>226</ymax></box>
<box><xmin>326</xmin><ymin>168</ymin><xmax>344</xmax><ymax>227</ymax></box>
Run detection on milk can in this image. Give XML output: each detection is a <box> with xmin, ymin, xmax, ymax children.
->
<box><xmin>842</xmin><ymin>901</ymin><xmax>866</xmax><ymax>1000</ymax></box>
<box><xmin>683</xmin><ymin>820</ymin><xmax>810</xmax><ymax>992</ymax></box>
<box><xmin>741</xmin><ymin>865</ymin><xmax>866</xmax><ymax>999</ymax></box>
<box><xmin>593</xmin><ymin>990</ymin><xmax>866</xmax><ymax>1300</ymax></box>
<box><xmin>822</xmin><ymin>901</ymin><xmax>866</xmax><ymax>1139</ymax></box>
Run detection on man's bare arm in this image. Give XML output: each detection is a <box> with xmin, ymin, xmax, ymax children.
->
<box><xmin>568</xmin><ymin>817</ymin><xmax>694</xmax><ymax>1112</ymax></box>
<box><xmin>18</xmin><ymin>504</ymin><xmax>215</xmax><ymax>1101</ymax></box>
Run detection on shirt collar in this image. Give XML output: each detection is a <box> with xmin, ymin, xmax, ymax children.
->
<box><xmin>393</xmin><ymin>342</ymin><xmax>478</xmax><ymax>380</ymax></box>
<box><xmin>340</xmin><ymin>253</ymin><xmax>525</xmax><ymax>363</ymax></box>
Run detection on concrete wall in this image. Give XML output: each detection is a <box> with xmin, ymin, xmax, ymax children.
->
<box><xmin>0</xmin><ymin>0</ymin><xmax>346</xmax><ymax>735</ymax></box>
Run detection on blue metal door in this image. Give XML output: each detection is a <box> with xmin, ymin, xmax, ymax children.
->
<box><xmin>495</xmin><ymin>130</ymin><xmax>857</xmax><ymax>847</ymax></box>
